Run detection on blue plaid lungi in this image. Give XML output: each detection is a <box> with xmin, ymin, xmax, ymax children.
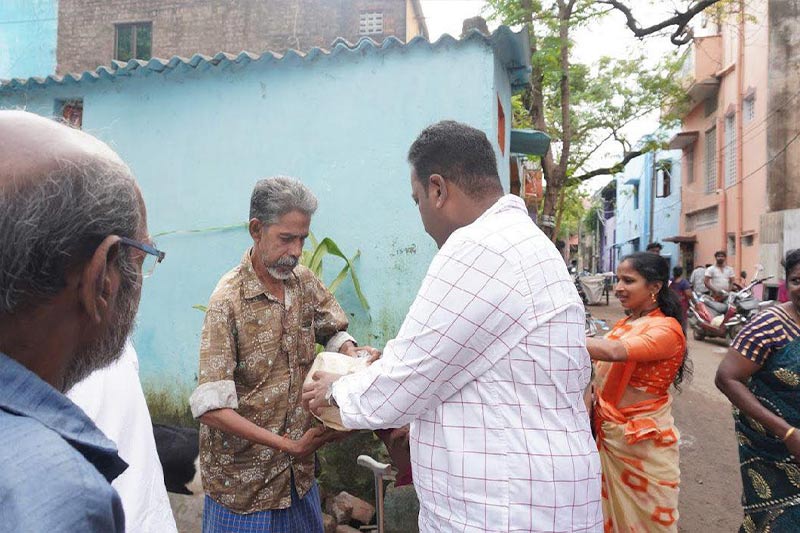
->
<box><xmin>202</xmin><ymin>474</ymin><xmax>323</xmax><ymax>533</ymax></box>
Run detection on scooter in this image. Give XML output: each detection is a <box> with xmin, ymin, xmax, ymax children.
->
<box><xmin>688</xmin><ymin>274</ymin><xmax>774</xmax><ymax>342</ymax></box>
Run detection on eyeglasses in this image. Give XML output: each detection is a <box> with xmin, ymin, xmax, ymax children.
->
<box><xmin>119</xmin><ymin>236</ymin><xmax>166</xmax><ymax>278</ymax></box>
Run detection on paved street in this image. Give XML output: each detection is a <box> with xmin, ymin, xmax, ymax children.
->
<box><xmin>590</xmin><ymin>300</ymin><xmax>744</xmax><ymax>532</ymax></box>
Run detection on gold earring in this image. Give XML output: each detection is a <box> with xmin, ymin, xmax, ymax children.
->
<box><xmin>651</xmin><ymin>293</ymin><xmax>657</xmax><ymax>303</ymax></box>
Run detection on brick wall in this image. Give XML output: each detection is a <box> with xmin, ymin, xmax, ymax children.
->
<box><xmin>57</xmin><ymin>0</ymin><xmax>408</xmax><ymax>74</ymax></box>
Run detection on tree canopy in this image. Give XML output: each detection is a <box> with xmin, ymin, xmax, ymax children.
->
<box><xmin>486</xmin><ymin>0</ymin><xmax>722</xmax><ymax>239</ymax></box>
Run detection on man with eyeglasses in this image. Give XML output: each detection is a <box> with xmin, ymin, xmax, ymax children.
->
<box><xmin>189</xmin><ymin>176</ymin><xmax>379</xmax><ymax>532</ymax></box>
<box><xmin>0</xmin><ymin>110</ymin><xmax>161</xmax><ymax>532</ymax></box>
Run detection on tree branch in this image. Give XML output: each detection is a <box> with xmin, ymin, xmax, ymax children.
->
<box><xmin>572</xmin><ymin>149</ymin><xmax>646</xmax><ymax>182</ymax></box>
<box><xmin>598</xmin><ymin>0</ymin><xmax>722</xmax><ymax>45</ymax></box>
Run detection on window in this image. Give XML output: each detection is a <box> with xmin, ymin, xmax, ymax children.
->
<box><xmin>656</xmin><ymin>160</ymin><xmax>672</xmax><ymax>198</ymax></box>
<box><xmin>724</xmin><ymin>113</ymin><xmax>736</xmax><ymax>188</ymax></box>
<box><xmin>55</xmin><ymin>98</ymin><xmax>83</xmax><ymax>129</ymax></box>
<box><xmin>633</xmin><ymin>184</ymin><xmax>639</xmax><ymax>210</ymax></box>
<box><xmin>115</xmin><ymin>22</ymin><xmax>152</xmax><ymax>62</ymax></box>
<box><xmin>743</xmin><ymin>234</ymin><xmax>754</xmax><ymax>247</ymax></box>
<box><xmin>705</xmin><ymin>126</ymin><xmax>717</xmax><ymax>194</ymax></box>
<box><xmin>686</xmin><ymin>206</ymin><xmax>718</xmax><ymax>232</ymax></box>
<box><xmin>359</xmin><ymin>12</ymin><xmax>384</xmax><ymax>35</ymax></box>
<box><xmin>727</xmin><ymin>234</ymin><xmax>736</xmax><ymax>257</ymax></box>
<box><xmin>686</xmin><ymin>149</ymin><xmax>695</xmax><ymax>183</ymax></box>
<box><xmin>744</xmin><ymin>95</ymin><xmax>755</xmax><ymax>123</ymax></box>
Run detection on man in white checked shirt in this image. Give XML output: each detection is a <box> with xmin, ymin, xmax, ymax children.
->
<box><xmin>303</xmin><ymin>121</ymin><xmax>602</xmax><ymax>532</ymax></box>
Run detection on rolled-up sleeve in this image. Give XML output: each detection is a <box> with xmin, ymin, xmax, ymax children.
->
<box><xmin>331</xmin><ymin>239</ymin><xmax>529</xmax><ymax>430</ymax></box>
<box><xmin>189</xmin><ymin>298</ymin><xmax>239</xmax><ymax>418</ymax></box>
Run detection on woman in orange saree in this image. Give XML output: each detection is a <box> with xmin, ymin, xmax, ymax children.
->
<box><xmin>588</xmin><ymin>252</ymin><xmax>689</xmax><ymax>532</ymax></box>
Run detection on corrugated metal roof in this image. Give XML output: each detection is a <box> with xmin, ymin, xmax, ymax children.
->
<box><xmin>1</xmin><ymin>26</ymin><xmax>530</xmax><ymax>92</ymax></box>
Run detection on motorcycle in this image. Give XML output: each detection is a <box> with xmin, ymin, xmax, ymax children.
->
<box><xmin>688</xmin><ymin>272</ymin><xmax>774</xmax><ymax>342</ymax></box>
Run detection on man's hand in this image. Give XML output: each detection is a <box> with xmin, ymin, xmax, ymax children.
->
<box><xmin>283</xmin><ymin>426</ymin><xmax>343</xmax><ymax>458</ymax></box>
<box><xmin>339</xmin><ymin>341</ymin><xmax>382</xmax><ymax>363</ymax></box>
<box><xmin>302</xmin><ymin>370</ymin><xmax>342</xmax><ymax>415</ymax></box>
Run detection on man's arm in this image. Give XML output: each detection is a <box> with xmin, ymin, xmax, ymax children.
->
<box><xmin>305</xmin><ymin>240</ymin><xmax>529</xmax><ymax>429</ymax></box>
<box><xmin>190</xmin><ymin>296</ymin><xmax>337</xmax><ymax>456</ymax></box>
<box><xmin>199</xmin><ymin>408</ymin><xmax>337</xmax><ymax>457</ymax></box>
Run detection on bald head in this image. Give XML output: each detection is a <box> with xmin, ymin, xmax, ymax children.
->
<box><xmin>0</xmin><ymin>110</ymin><xmax>142</xmax><ymax>315</ymax></box>
<box><xmin>0</xmin><ymin>110</ymin><xmax>125</xmax><ymax>185</ymax></box>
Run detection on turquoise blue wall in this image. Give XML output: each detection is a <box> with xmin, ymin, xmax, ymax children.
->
<box><xmin>0</xmin><ymin>0</ymin><xmax>57</xmax><ymax>79</ymax></box>
<box><xmin>1</xmin><ymin>41</ymin><xmax>512</xmax><ymax>405</ymax></box>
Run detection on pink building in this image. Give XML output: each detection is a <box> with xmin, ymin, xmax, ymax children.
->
<box><xmin>668</xmin><ymin>1</ymin><xmax>768</xmax><ymax>281</ymax></box>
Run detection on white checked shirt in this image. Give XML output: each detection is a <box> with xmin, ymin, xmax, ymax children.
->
<box><xmin>333</xmin><ymin>195</ymin><xmax>602</xmax><ymax>532</ymax></box>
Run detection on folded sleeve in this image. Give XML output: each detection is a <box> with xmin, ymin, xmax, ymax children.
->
<box><xmin>332</xmin><ymin>239</ymin><xmax>529</xmax><ymax>430</ymax></box>
<box><xmin>621</xmin><ymin>319</ymin><xmax>686</xmax><ymax>362</ymax></box>
<box><xmin>189</xmin><ymin>298</ymin><xmax>239</xmax><ymax>418</ymax></box>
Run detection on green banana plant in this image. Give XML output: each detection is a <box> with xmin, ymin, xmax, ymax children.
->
<box><xmin>301</xmin><ymin>232</ymin><xmax>369</xmax><ymax>312</ymax></box>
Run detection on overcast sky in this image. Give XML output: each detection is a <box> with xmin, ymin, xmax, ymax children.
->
<box><xmin>419</xmin><ymin>0</ymin><xmax>684</xmax><ymax>191</ymax></box>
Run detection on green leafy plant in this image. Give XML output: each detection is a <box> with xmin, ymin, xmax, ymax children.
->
<box><xmin>301</xmin><ymin>232</ymin><xmax>369</xmax><ymax>312</ymax></box>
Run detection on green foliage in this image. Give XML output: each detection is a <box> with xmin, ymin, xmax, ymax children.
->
<box><xmin>583</xmin><ymin>201</ymin><xmax>602</xmax><ymax>233</ymax></box>
<box><xmin>556</xmin><ymin>184</ymin><xmax>588</xmax><ymax>240</ymax></box>
<box><xmin>301</xmin><ymin>233</ymin><xmax>369</xmax><ymax>312</ymax></box>
<box><xmin>485</xmin><ymin>0</ymin><xmax>704</xmax><ymax>235</ymax></box>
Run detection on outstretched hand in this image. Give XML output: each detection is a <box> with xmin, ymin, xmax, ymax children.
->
<box><xmin>283</xmin><ymin>425</ymin><xmax>345</xmax><ymax>458</ymax></box>
<box><xmin>302</xmin><ymin>370</ymin><xmax>342</xmax><ymax>415</ymax></box>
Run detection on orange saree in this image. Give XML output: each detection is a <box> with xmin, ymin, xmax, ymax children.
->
<box><xmin>593</xmin><ymin>310</ymin><xmax>686</xmax><ymax>533</ymax></box>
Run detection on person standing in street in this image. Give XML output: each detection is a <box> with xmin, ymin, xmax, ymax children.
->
<box><xmin>705</xmin><ymin>251</ymin><xmax>735</xmax><ymax>298</ymax></box>
<box><xmin>669</xmin><ymin>266</ymin><xmax>692</xmax><ymax>332</ymax></box>
<box><xmin>646</xmin><ymin>242</ymin><xmax>663</xmax><ymax>255</ymax></box>
<box><xmin>716</xmin><ymin>249</ymin><xmax>800</xmax><ymax>531</ymax></box>
<box><xmin>587</xmin><ymin>252</ymin><xmax>688</xmax><ymax>532</ymax></box>
<box><xmin>189</xmin><ymin>177</ymin><xmax>378</xmax><ymax>533</ymax></box>
<box><xmin>690</xmin><ymin>263</ymin><xmax>711</xmax><ymax>296</ymax></box>
<box><xmin>304</xmin><ymin>121</ymin><xmax>602</xmax><ymax>532</ymax></box>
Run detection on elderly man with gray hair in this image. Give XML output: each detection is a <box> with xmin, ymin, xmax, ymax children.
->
<box><xmin>0</xmin><ymin>111</ymin><xmax>162</xmax><ymax>531</ymax></box>
<box><xmin>189</xmin><ymin>177</ymin><xmax>376</xmax><ymax>532</ymax></box>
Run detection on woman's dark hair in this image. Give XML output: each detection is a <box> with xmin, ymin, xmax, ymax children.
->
<box><xmin>621</xmin><ymin>252</ymin><xmax>691</xmax><ymax>388</ymax></box>
<box><xmin>783</xmin><ymin>249</ymin><xmax>800</xmax><ymax>280</ymax></box>
<box><xmin>672</xmin><ymin>266</ymin><xmax>684</xmax><ymax>279</ymax></box>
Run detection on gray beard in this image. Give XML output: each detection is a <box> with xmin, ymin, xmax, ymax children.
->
<box><xmin>266</xmin><ymin>266</ymin><xmax>295</xmax><ymax>280</ymax></box>
<box><xmin>62</xmin><ymin>268</ymin><xmax>139</xmax><ymax>393</ymax></box>
<box><xmin>263</xmin><ymin>254</ymin><xmax>298</xmax><ymax>281</ymax></box>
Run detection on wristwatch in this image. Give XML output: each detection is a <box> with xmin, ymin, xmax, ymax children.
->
<box><xmin>325</xmin><ymin>382</ymin><xmax>338</xmax><ymax>407</ymax></box>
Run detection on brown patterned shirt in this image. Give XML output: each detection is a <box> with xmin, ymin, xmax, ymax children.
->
<box><xmin>189</xmin><ymin>249</ymin><xmax>353</xmax><ymax>513</ymax></box>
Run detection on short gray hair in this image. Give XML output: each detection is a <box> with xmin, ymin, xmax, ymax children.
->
<box><xmin>249</xmin><ymin>176</ymin><xmax>318</xmax><ymax>225</ymax></box>
<box><xmin>0</xmin><ymin>157</ymin><xmax>141</xmax><ymax>314</ymax></box>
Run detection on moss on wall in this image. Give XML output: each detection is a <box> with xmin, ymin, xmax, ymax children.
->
<box><xmin>144</xmin><ymin>386</ymin><xmax>197</xmax><ymax>428</ymax></box>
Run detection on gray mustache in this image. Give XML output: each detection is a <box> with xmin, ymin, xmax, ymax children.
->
<box><xmin>273</xmin><ymin>256</ymin><xmax>298</xmax><ymax>268</ymax></box>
